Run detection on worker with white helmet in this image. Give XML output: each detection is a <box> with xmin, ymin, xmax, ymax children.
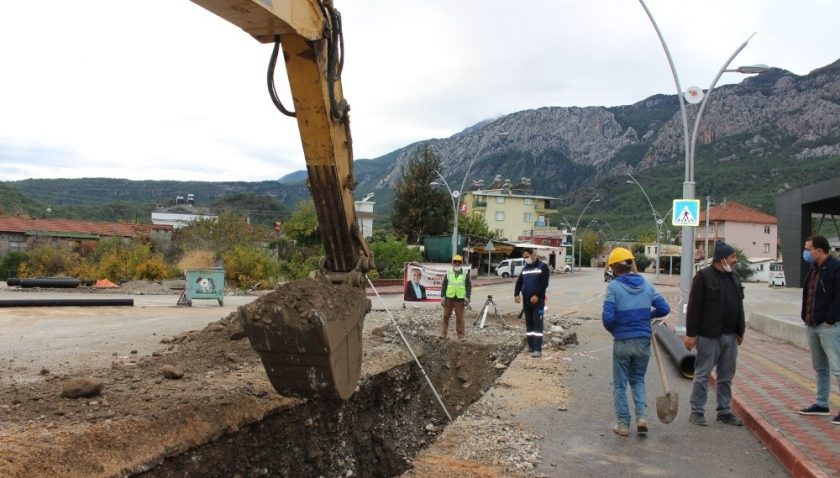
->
<box><xmin>602</xmin><ymin>247</ymin><xmax>671</xmax><ymax>437</ymax></box>
<box><xmin>514</xmin><ymin>247</ymin><xmax>551</xmax><ymax>358</ymax></box>
<box><xmin>441</xmin><ymin>254</ymin><xmax>471</xmax><ymax>340</ymax></box>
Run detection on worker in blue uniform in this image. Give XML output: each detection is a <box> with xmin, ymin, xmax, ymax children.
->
<box><xmin>514</xmin><ymin>247</ymin><xmax>551</xmax><ymax>357</ymax></box>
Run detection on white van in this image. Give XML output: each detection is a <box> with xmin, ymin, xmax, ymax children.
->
<box><xmin>496</xmin><ymin>258</ymin><xmax>526</xmax><ymax>278</ymax></box>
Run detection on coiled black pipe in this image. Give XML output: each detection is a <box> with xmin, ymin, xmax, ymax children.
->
<box><xmin>654</xmin><ymin>322</ymin><xmax>696</xmax><ymax>379</ymax></box>
<box><xmin>0</xmin><ymin>299</ymin><xmax>133</xmax><ymax>307</ymax></box>
<box><xmin>6</xmin><ymin>278</ymin><xmax>21</xmax><ymax>286</ymax></box>
<box><xmin>19</xmin><ymin>278</ymin><xmax>80</xmax><ymax>288</ymax></box>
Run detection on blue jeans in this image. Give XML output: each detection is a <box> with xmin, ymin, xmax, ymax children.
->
<box><xmin>806</xmin><ymin>322</ymin><xmax>840</xmax><ymax>408</ymax></box>
<box><xmin>613</xmin><ymin>337</ymin><xmax>651</xmax><ymax>427</ymax></box>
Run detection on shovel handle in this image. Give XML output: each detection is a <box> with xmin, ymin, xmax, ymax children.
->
<box><xmin>651</xmin><ymin>331</ymin><xmax>670</xmax><ymax>394</ymax></box>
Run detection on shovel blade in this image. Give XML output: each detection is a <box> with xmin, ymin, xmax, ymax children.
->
<box><xmin>656</xmin><ymin>392</ymin><xmax>679</xmax><ymax>424</ymax></box>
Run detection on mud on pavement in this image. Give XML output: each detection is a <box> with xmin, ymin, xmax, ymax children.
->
<box><xmin>0</xmin><ymin>291</ymin><xmax>582</xmax><ymax>478</ymax></box>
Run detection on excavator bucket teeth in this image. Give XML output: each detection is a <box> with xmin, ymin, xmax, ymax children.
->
<box><xmin>238</xmin><ymin>277</ymin><xmax>368</xmax><ymax>400</ymax></box>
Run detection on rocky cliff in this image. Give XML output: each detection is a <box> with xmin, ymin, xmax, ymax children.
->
<box><xmin>356</xmin><ymin>58</ymin><xmax>840</xmax><ymax>213</ymax></box>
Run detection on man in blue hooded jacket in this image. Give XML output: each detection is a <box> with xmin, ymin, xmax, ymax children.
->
<box><xmin>602</xmin><ymin>247</ymin><xmax>671</xmax><ymax>436</ymax></box>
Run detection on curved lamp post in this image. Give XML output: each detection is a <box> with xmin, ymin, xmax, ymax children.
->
<box><xmin>638</xmin><ymin>0</ymin><xmax>768</xmax><ymax>334</ymax></box>
<box><xmin>571</xmin><ymin>195</ymin><xmax>601</xmax><ymax>274</ymax></box>
<box><xmin>430</xmin><ymin>172</ymin><xmax>459</xmax><ymax>256</ymax></box>
<box><xmin>434</xmin><ymin>124</ymin><xmax>508</xmax><ymax>258</ymax></box>
<box><xmin>626</xmin><ymin>173</ymin><xmax>663</xmax><ymax>283</ymax></box>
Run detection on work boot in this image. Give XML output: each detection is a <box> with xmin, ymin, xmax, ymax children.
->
<box><xmin>689</xmin><ymin>412</ymin><xmax>707</xmax><ymax>426</ymax></box>
<box><xmin>531</xmin><ymin>351</ymin><xmax>542</xmax><ymax>358</ymax></box>
<box><xmin>612</xmin><ymin>423</ymin><xmax>630</xmax><ymax>436</ymax></box>
<box><xmin>636</xmin><ymin>418</ymin><xmax>648</xmax><ymax>434</ymax></box>
<box><xmin>832</xmin><ymin>413</ymin><xmax>840</xmax><ymax>425</ymax></box>
<box><xmin>717</xmin><ymin>413</ymin><xmax>743</xmax><ymax>426</ymax></box>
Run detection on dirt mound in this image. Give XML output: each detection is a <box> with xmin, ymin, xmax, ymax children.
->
<box><xmin>239</xmin><ymin>276</ymin><xmax>367</xmax><ymax>327</ymax></box>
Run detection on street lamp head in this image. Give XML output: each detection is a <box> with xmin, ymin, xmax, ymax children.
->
<box><xmin>734</xmin><ymin>64</ymin><xmax>770</xmax><ymax>74</ymax></box>
<box><xmin>430</xmin><ymin>181</ymin><xmax>441</xmax><ymax>186</ymax></box>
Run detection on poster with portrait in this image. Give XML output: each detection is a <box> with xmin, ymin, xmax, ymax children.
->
<box><xmin>403</xmin><ymin>263</ymin><xmax>469</xmax><ymax>302</ymax></box>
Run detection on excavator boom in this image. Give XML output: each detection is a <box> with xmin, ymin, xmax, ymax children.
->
<box><xmin>190</xmin><ymin>0</ymin><xmax>372</xmax><ymax>400</ymax></box>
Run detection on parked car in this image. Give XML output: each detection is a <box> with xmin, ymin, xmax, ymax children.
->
<box><xmin>558</xmin><ymin>264</ymin><xmax>572</xmax><ymax>273</ymax></box>
<box><xmin>604</xmin><ymin>267</ymin><xmax>614</xmax><ymax>282</ymax></box>
<box><xmin>496</xmin><ymin>258</ymin><xmax>526</xmax><ymax>278</ymax></box>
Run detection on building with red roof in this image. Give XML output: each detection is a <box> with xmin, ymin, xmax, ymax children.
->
<box><xmin>0</xmin><ymin>217</ymin><xmax>173</xmax><ymax>257</ymax></box>
<box><xmin>697</xmin><ymin>202</ymin><xmax>778</xmax><ymax>260</ymax></box>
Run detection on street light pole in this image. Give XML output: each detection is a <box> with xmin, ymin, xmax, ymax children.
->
<box><xmin>638</xmin><ymin>0</ymin><xmax>765</xmax><ymax>334</ymax></box>
<box><xmin>571</xmin><ymin>195</ymin><xmax>601</xmax><ymax>274</ymax></box>
<box><xmin>439</xmin><ymin>123</ymin><xmax>507</xmax><ymax>260</ymax></box>
<box><xmin>431</xmin><ymin>172</ymin><xmax>458</xmax><ymax>256</ymax></box>
<box><xmin>626</xmin><ymin>173</ymin><xmax>662</xmax><ymax>283</ymax></box>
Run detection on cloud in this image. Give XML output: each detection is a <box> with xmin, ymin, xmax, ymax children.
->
<box><xmin>0</xmin><ymin>0</ymin><xmax>838</xmax><ymax>181</ymax></box>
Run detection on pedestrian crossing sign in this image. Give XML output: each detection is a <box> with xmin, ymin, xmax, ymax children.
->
<box><xmin>672</xmin><ymin>199</ymin><xmax>701</xmax><ymax>226</ymax></box>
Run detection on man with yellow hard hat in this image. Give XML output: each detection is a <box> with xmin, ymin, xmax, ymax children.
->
<box><xmin>441</xmin><ymin>254</ymin><xmax>471</xmax><ymax>340</ymax></box>
<box><xmin>602</xmin><ymin>247</ymin><xmax>670</xmax><ymax>437</ymax></box>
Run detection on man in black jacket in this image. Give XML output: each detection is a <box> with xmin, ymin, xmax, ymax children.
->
<box><xmin>797</xmin><ymin>235</ymin><xmax>840</xmax><ymax>424</ymax></box>
<box><xmin>514</xmin><ymin>248</ymin><xmax>550</xmax><ymax>358</ymax></box>
<box><xmin>684</xmin><ymin>241</ymin><xmax>745</xmax><ymax>427</ymax></box>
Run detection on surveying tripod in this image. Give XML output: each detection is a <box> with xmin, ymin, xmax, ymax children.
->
<box><xmin>473</xmin><ymin>294</ymin><xmax>505</xmax><ymax>329</ymax></box>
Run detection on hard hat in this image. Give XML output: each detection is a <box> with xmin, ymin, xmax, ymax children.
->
<box><xmin>452</xmin><ymin>255</ymin><xmax>463</xmax><ymax>262</ymax></box>
<box><xmin>607</xmin><ymin>247</ymin><xmax>635</xmax><ymax>266</ymax></box>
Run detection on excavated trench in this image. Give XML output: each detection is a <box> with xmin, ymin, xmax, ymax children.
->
<box><xmin>139</xmin><ymin>333</ymin><xmax>523</xmax><ymax>478</ymax></box>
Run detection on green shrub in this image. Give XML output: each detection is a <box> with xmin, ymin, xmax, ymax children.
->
<box><xmin>17</xmin><ymin>245</ymin><xmax>81</xmax><ymax>278</ymax></box>
<box><xmin>223</xmin><ymin>244</ymin><xmax>280</xmax><ymax>289</ymax></box>
<box><xmin>369</xmin><ymin>236</ymin><xmax>422</xmax><ymax>279</ymax></box>
<box><xmin>0</xmin><ymin>251</ymin><xmax>27</xmax><ymax>280</ymax></box>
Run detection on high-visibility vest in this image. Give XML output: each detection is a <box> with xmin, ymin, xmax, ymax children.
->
<box><xmin>446</xmin><ymin>270</ymin><xmax>467</xmax><ymax>299</ymax></box>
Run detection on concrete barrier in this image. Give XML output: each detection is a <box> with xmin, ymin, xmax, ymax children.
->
<box><xmin>749</xmin><ymin>312</ymin><xmax>808</xmax><ymax>350</ymax></box>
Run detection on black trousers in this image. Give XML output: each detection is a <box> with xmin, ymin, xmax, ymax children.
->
<box><xmin>523</xmin><ymin>298</ymin><xmax>545</xmax><ymax>352</ymax></box>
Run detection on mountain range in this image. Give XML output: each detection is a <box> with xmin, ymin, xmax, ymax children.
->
<box><xmin>2</xmin><ymin>58</ymin><xmax>839</xmax><ymax>239</ymax></box>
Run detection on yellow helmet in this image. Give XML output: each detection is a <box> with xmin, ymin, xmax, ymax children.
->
<box><xmin>607</xmin><ymin>247</ymin><xmax>635</xmax><ymax>266</ymax></box>
<box><xmin>452</xmin><ymin>255</ymin><xmax>463</xmax><ymax>262</ymax></box>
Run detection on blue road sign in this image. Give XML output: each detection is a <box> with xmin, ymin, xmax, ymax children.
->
<box><xmin>672</xmin><ymin>199</ymin><xmax>701</xmax><ymax>226</ymax></box>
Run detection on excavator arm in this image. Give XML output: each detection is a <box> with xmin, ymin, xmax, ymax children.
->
<box><xmin>190</xmin><ymin>0</ymin><xmax>373</xmax><ymax>399</ymax></box>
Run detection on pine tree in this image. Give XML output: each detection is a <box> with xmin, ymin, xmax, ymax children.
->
<box><xmin>391</xmin><ymin>146</ymin><xmax>451</xmax><ymax>243</ymax></box>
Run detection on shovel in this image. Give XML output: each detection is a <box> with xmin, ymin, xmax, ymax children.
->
<box><xmin>651</xmin><ymin>330</ymin><xmax>679</xmax><ymax>423</ymax></box>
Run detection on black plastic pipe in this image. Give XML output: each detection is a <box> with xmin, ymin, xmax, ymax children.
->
<box><xmin>6</xmin><ymin>278</ymin><xmax>21</xmax><ymax>286</ymax></box>
<box><xmin>19</xmin><ymin>278</ymin><xmax>80</xmax><ymax>288</ymax></box>
<box><xmin>0</xmin><ymin>299</ymin><xmax>134</xmax><ymax>307</ymax></box>
<box><xmin>654</xmin><ymin>322</ymin><xmax>696</xmax><ymax>379</ymax></box>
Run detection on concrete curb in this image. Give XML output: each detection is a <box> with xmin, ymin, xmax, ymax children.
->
<box><xmin>709</xmin><ymin>371</ymin><xmax>830</xmax><ymax>478</ymax></box>
<box><xmin>732</xmin><ymin>394</ymin><xmax>829</xmax><ymax>478</ymax></box>
<box><xmin>749</xmin><ymin>312</ymin><xmax>808</xmax><ymax>350</ymax></box>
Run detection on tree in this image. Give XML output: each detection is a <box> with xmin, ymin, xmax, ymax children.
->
<box><xmin>634</xmin><ymin>253</ymin><xmax>652</xmax><ymax>273</ymax></box>
<box><xmin>734</xmin><ymin>248</ymin><xmax>754</xmax><ymax>281</ymax></box>
<box><xmin>283</xmin><ymin>200</ymin><xmax>321</xmax><ymax>247</ymax></box>
<box><xmin>368</xmin><ymin>235</ymin><xmax>423</xmax><ymax>279</ymax></box>
<box><xmin>391</xmin><ymin>146</ymin><xmax>451</xmax><ymax>243</ymax></box>
<box><xmin>458</xmin><ymin>212</ymin><xmax>496</xmax><ymax>240</ymax></box>
<box><xmin>580</xmin><ymin>229</ymin><xmax>603</xmax><ymax>266</ymax></box>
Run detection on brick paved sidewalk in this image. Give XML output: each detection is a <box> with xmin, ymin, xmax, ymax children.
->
<box><xmin>734</xmin><ymin>328</ymin><xmax>840</xmax><ymax>478</ymax></box>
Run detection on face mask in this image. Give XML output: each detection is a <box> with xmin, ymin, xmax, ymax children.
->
<box><xmin>525</xmin><ymin>256</ymin><xmax>534</xmax><ymax>265</ymax></box>
<box><xmin>722</xmin><ymin>262</ymin><xmax>733</xmax><ymax>273</ymax></box>
<box><xmin>803</xmin><ymin>250</ymin><xmax>815</xmax><ymax>263</ymax></box>
<box><xmin>453</xmin><ymin>265</ymin><xmax>462</xmax><ymax>271</ymax></box>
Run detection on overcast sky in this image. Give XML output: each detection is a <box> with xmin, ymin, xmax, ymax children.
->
<box><xmin>0</xmin><ymin>0</ymin><xmax>837</xmax><ymax>182</ymax></box>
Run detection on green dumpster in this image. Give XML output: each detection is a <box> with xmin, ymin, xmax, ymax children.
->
<box><xmin>178</xmin><ymin>267</ymin><xmax>225</xmax><ymax>306</ymax></box>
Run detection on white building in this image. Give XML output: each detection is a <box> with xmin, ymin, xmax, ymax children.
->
<box><xmin>354</xmin><ymin>198</ymin><xmax>375</xmax><ymax>239</ymax></box>
<box><xmin>151</xmin><ymin>205</ymin><xmax>218</xmax><ymax>229</ymax></box>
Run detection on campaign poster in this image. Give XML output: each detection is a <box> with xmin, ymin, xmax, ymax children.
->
<box><xmin>403</xmin><ymin>263</ymin><xmax>469</xmax><ymax>302</ymax></box>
